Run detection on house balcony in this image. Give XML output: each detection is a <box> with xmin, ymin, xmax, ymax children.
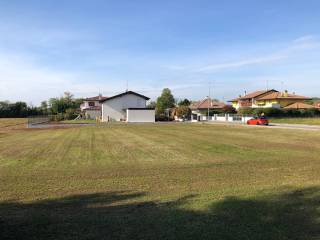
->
<box><xmin>239</xmin><ymin>102</ymin><xmax>252</xmax><ymax>107</ymax></box>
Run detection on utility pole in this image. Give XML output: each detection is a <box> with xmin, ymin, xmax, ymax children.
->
<box><xmin>207</xmin><ymin>81</ymin><xmax>211</xmax><ymax>121</ymax></box>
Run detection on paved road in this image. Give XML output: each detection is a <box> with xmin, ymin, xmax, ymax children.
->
<box><xmin>206</xmin><ymin>121</ymin><xmax>320</xmax><ymax>131</ymax></box>
<box><xmin>269</xmin><ymin>123</ymin><xmax>320</xmax><ymax>131</ymax></box>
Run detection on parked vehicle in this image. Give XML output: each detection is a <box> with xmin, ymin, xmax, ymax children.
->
<box><xmin>247</xmin><ymin>116</ymin><xmax>269</xmax><ymax>125</ymax></box>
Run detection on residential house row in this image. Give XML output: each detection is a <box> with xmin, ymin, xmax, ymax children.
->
<box><xmin>80</xmin><ymin>88</ymin><xmax>317</xmax><ymax>122</ymax></box>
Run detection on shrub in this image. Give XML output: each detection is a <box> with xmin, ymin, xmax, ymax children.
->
<box><xmin>283</xmin><ymin>109</ymin><xmax>301</xmax><ymax>117</ymax></box>
<box><xmin>237</xmin><ymin>107</ymin><xmax>320</xmax><ymax>118</ymax></box>
<box><xmin>257</xmin><ymin>108</ymin><xmax>283</xmax><ymax>117</ymax></box>
<box><xmin>221</xmin><ymin>105</ymin><xmax>237</xmax><ymax>114</ymax></box>
<box><xmin>175</xmin><ymin>106</ymin><xmax>191</xmax><ymax>119</ymax></box>
<box><xmin>237</xmin><ymin>108</ymin><xmax>254</xmax><ymax>115</ymax></box>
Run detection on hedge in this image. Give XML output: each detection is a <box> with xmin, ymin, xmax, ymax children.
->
<box><xmin>237</xmin><ymin>108</ymin><xmax>320</xmax><ymax>118</ymax></box>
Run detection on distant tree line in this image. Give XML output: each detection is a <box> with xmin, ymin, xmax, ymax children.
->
<box><xmin>0</xmin><ymin>101</ymin><xmax>41</xmax><ymax>118</ymax></box>
<box><xmin>0</xmin><ymin>92</ymin><xmax>83</xmax><ymax>119</ymax></box>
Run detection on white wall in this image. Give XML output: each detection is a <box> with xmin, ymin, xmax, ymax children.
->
<box><xmin>192</xmin><ymin>114</ymin><xmax>253</xmax><ymax>124</ymax></box>
<box><xmin>251</xmin><ymin>103</ymin><xmax>281</xmax><ymax>109</ymax></box>
<box><xmin>216</xmin><ymin>116</ymin><xmax>227</xmax><ymax>121</ymax></box>
<box><xmin>102</xmin><ymin>94</ymin><xmax>147</xmax><ymax>122</ymax></box>
<box><xmin>126</xmin><ymin>109</ymin><xmax>155</xmax><ymax>123</ymax></box>
<box><xmin>85</xmin><ymin>109</ymin><xmax>101</xmax><ymax>119</ymax></box>
<box><xmin>80</xmin><ymin>100</ymin><xmax>102</xmax><ymax>110</ymax></box>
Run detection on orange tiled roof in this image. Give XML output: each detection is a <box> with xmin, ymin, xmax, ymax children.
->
<box><xmin>257</xmin><ymin>92</ymin><xmax>310</xmax><ymax>100</ymax></box>
<box><xmin>229</xmin><ymin>89</ymin><xmax>278</xmax><ymax>102</ymax></box>
<box><xmin>284</xmin><ymin>102</ymin><xmax>315</xmax><ymax>109</ymax></box>
<box><xmin>84</xmin><ymin>95</ymin><xmax>108</xmax><ymax>101</ymax></box>
<box><xmin>190</xmin><ymin>98</ymin><xmax>226</xmax><ymax>109</ymax></box>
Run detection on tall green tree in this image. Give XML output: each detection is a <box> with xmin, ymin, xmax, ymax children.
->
<box><xmin>175</xmin><ymin>105</ymin><xmax>191</xmax><ymax>119</ymax></box>
<box><xmin>156</xmin><ymin>88</ymin><xmax>175</xmax><ymax>113</ymax></box>
<box><xmin>147</xmin><ymin>101</ymin><xmax>156</xmax><ymax>109</ymax></box>
<box><xmin>178</xmin><ymin>99</ymin><xmax>191</xmax><ymax>106</ymax></box>
<box><xmin>48</xmin><ymin>92</ymin><xmax>82</xmax><ymax>114</ymax></box>
<box><xmin>40</xmin><ymin>101</ymin><xmax>48</xmax><ymax>114</ymax></box>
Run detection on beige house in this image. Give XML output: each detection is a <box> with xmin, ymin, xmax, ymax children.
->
<box><xmin>80</xmin><ymin>95</ymin><xmax>108</xmax><ymax>119</ymax></box>
<box><xmin>229</xmin><ymin>89</ymin><xmax>310</xmax><ymax>110</ymax></box>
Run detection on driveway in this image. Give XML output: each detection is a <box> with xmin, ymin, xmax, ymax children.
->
<box><xmin>270</xmin><ymin>123</ymin><xmax>320</xmax><ymax>131</ymax></box>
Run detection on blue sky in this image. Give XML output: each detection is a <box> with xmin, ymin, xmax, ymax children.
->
<box><xmin>0</xmin><ymin>0</ymin><xmax>320</xmax><ymax>104</ymax></box>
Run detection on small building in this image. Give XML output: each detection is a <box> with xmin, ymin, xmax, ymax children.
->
<box><xmin>190</xmin><ymin>98</ymin><xmax>227</xmax><ymax>121</ymax></box>
<box><xmin>100</xmin><ymin>91</ymin><xmax>155</xmax><ymax>122</ymax></box>
<box><xmin>80</xmin><ymin>94</ymin><xmax>108</xmax><ymax>119</ymax></box>
<box><xmin>229</xmin><ymin>89</ymin><xmax>311</xmax><ymax>110</ymax></box>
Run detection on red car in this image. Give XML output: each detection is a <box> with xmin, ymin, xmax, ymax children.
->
<box><xmin>247</xmin><ymin>116</ymin><xmax>269</xmax><ymax>125</ymax></box>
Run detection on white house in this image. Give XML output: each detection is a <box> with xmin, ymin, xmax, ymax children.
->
<box><xmin>101</xmin><ymin>91</ymin><xmax>155</xmax><ymax>122</ymax></box>
<box><xmin>80</xmin><ymin>94</ymin><xmax>108</xmax><ymax>119</ymax></box>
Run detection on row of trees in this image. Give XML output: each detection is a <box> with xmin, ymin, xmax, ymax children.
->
<box><xmin>0</xmin><ymin>101</ymin><xmax>41</xmax><ymax>118</ymax></box>
<box><xmin>0</xmin><ymin>92</ymin><xmax>83</xmax><ymax>119</ymax></box>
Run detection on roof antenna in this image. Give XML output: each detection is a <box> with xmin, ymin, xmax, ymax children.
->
<box><xmin>126</xmin><ymin>80</ymin><xmax>128</xmax><ymax>92</ymax></box>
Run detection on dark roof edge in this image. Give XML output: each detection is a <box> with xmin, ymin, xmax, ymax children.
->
<box><xmin>228</xmin><ymin>89</ymin><xmax>278</xmax><ymax>102</ymax></box>
<box><xmin>100</xmin><ymin>91</ymin><xmax>150</xmax><ymax>102</ymax></box>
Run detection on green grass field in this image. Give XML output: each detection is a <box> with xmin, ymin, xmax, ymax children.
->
<box><xmin>270</xmin><ymin>117</ymin><xmax>320</xmax><ymax>125</ymax></box>
<box><xmin>0</xmin><ymin>118</ymin><xmax>27</xmax><ymax>128</ymax></box>
<box><xmin>60</xmin><ymin>119</ymin><xmax>98</xmax><ymax>124</ymax></box>
<box><xmin>1</xmin><ymin>121</ymin><xmax>320</xmax><ymax>239</ymax></box>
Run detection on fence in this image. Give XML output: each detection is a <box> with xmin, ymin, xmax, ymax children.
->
<box><xmin>27</xmin><ymin>115</ymin><xmax>51</xmax><ymax>127</ymax></box>
<box><xmin>193</xmin><ymin>114</ymin><xmax>253</xmax><ymax>124</ymax></box>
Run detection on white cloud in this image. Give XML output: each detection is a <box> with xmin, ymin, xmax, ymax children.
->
<box><xmin>197</xmin><ymin>55</ymin><xmax>286</xmax><ymax>72</ymax></box>
<box><xmin>196</xmin><ymin>35</ymin><xmax>319</xmax><ymax>73</ymax></box>
<box><xmin>0</xmin><ymin>51</ymin><xmax>128</xmax><ymax>104</ymax></box>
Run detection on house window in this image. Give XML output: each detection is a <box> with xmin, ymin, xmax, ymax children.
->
<box><xmin>88</xmin><ymin>102</ymin><xmax>95</xmax><ymax>107</ymax></box>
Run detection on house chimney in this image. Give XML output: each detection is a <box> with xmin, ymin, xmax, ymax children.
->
<box><xmin>98</xmin><ymin>93</ymin><xmax>102</xmax><ymax>100</ymax></box>
<box><xmin>244</xmin><ymin>90</ymin><xmax>247</xmax><ymax>96</ymax></box>
<box><xmin>284</xmin><ymin>90</ymin><xmax>288</xmax><ymax>97</ymax></box>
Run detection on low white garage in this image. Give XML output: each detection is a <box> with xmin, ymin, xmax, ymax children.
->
<box><xmin>126</xmin><ymin>108</ymin><xmax>155</xmax><ymax>123</ymax></box>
